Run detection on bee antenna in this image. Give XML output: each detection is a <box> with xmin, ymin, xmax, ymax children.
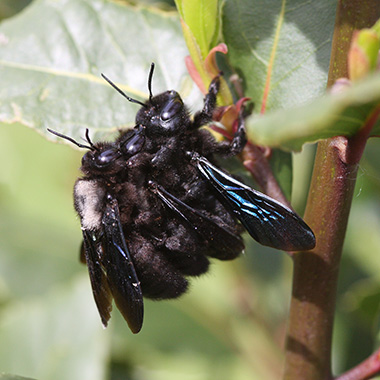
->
<box><xmin>47</xmin><ymin>128</ymin><xmax>95</xmax><ymax>151</ymax></box>
<box><xmin>101</xmin><ymin>74</ymin><xmax>147</xmax><ymax>108</ymax></box>
<box><xmin>84</xmin><ymin>128</ymin><xmax>97</xmax><ymax>150</ymax></box>
<box><xmin>148</xmin><ymin>62</ymin><xmax>155</xmax><ymax>103</ymax></box>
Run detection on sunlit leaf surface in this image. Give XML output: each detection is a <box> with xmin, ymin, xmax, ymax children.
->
<box><xmin>0</xmin><ymin>0</ymin><xmax>200</xmax><ymax>143</ymax></box>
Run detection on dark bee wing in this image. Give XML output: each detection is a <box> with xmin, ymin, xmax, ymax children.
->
<box><xmin>101</xmin><ymin>195</ymin><xmax>144</xmax><ymax>334</ymax></box>
<box><xmin>82</xmin><ymin>229</ymin><xmax>113</xmax><ymax>327</ymax></box>
<box><xmin>151</xmin><ymin>182</ymin><xmax>244</xmax><ymax>260</ymax></box>
<box><xmin>81</xmin><ymin>196</ymin><xmax>144</xmax><ymax>333</ymax></box>
<box><xmin>79</xmin><ymin>242</ymin><xmax>87</xmax><ymax>264</ymax></box>
<box><xmin>193</xmin><ymin>155</ymin><xmax>316</xmax><ymax>251</ymax></box>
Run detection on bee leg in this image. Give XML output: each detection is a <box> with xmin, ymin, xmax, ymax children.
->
<box><xmin>192</xmin><ymin>74</ymin><xmax>221</xmax><ymax>129</ymax></box>
<box><xmin>150</xmin><ymin>137</ymin><xmax>177</xmax><ymax>168</ymax></box>
<box><xmin>229</xmin><ymin>110</ymin><xmax>247</xmax><ymax>155</ymax></box>
<box><xmin>210</xmin><ymin>110</ymin><xmax>247</xmax><ymax>157</ymax></box>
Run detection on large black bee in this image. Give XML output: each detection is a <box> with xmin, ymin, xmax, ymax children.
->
<box><xmin>48</xmin><ymin>63</ymin><xmax>315</xmax><ymax>333</ymax></box>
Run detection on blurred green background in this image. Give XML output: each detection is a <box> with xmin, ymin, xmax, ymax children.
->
<box><xmin>1</xmin><ymin>1</ymin><xmax>380</xmax><ymax>380</ymax></box>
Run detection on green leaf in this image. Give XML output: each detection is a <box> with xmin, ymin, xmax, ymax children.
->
<box><xmin>175</xmin><ymin>0</ymin><xmax>219</xmax><ymax>57</ymax></box>
<box><xmin>222</xmin><ymin>0</ymin><xmax>335</xmax><ymax>111</ymax></box>
<box><xmin>246</xmin><ymin>73</ymin><xmax>380</xmax><ymax>151</ymax></box>
<box><xmin>0</xmin><ymin>374</ymin><xmax>36</xmax><ymax>380</ymax></box>
<box><xmin>221</xmin><ymin>0</ymin><xmax>336</xmax><ymax>192</ymax></box>
<box><xmin>0</xmin><ymin>277</ymin><xmax>109</xmax><ymax>380</ymax></box>
<box><xmin>356</xmin><ymin>29</ymin><xmax>380</xmax><ymax>70</ymax></box>
<box><xmin>0</xmin><ymin>0</ymin><xmax>200</xmax><ymax>144</ymax></box>
<box><xmin>349</xmin><ymin>28</ymin><xmax>380</xmax><ymax>80</ymax></box>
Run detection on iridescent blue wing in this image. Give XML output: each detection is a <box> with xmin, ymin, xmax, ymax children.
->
<box><xmin>150</xmin><ymin>182</ymin><xmax>244</xmax><ymax>260</ymax></box>
<box><xmin>193</xmin><ymin>155</ymin><xmax>316</xmax><ymax>251</ymax></box>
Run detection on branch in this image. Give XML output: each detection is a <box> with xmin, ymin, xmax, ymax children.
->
<box><xmin>335</xmin><ymin>347</ymin><xmax>380</xmax><ymax>380</ymax></box>
<box><xmin>242</xmin><ymin>143</ymin><xmax>290</xmax><ymax>207</ymax></box>
<box><xmin>283</xmin><ymin>135</ymin><xmax>360</xmax><ymax>380</ymax></box>
<box><xmin>282</xmin><ymin>1</ymin><xmax>380</xmax><ymax>379</ymax></box>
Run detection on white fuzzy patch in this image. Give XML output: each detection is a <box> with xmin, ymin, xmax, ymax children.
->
<box><xmin>74</xmin><ymin>179</ymin><xmax>105</xmax><ymax>230</ymax></box>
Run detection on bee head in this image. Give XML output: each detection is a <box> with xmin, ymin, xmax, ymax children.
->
<box><xmin>135</xmin><ymin>89</ymin><xmax>190</xmax><ymax>137</ymax></box>
<box><xmin>81</xmin><ymin>143</ymin><xmax>123</xmax><ymax>176</ymax></box>
<box><xmin>47</xmin><ymin>128</ymin><xmax>125</xmax><ymax>176</ymax></box>
<box><xmin>102</xmin><ymin>63</ymin><xmax>191</xmax><ymax>138</ymax></box>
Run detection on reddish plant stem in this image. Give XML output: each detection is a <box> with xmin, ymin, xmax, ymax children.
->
<box><xmin>335</xmin><ymin>347</ymin><xmax>380</xmax><ymax>380</ymax></box>
<box><xmin>242</xmin><ymin>143</ymin><xmax>290</xmax><ymax>207</ymax></box>
<box><xmin>283</xmin><ymin>1</ymin><xmax>380</xmax><ymax>380</ymax></box>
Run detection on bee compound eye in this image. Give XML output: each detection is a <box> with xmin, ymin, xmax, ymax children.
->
<box><xmin>122</xmin><ymin>133</ymin><xmax>145</xmax><ymax>156</ymax></box>
<box><xmin>95</xmin><ymin>149</ymin><xmax>120</xmax><ymax>167</ymax></box>
<box><xmin>161</xmin><ymin>97</ymin><xmax>183</xmax><ymax>121</ymax></box>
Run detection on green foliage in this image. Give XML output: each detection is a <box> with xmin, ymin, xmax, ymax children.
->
<box><xmin>1</xmin><ymin>1</ymin><xmax>380</xmax><ymax>380</ymax></box>
<box><xmin>0</xmin><ymin>0</ymin><xmax>200</xmax><ymax>143</ymax></box>
<box><xmin>247</xmin><ymin>74</ymin><xmax>380</xmax><ymax>150</ymax></box>
<box><xmin>0</xmin><ymin>374</ymin><xmax>36</xmax><ymax>380</ymax></box>
<box><xmin>223</xmin><ymin>0</ymin><xmax>335</xmax><ymax>111</ymax></box>
<box><xmin>175</xmin><ymin>0</ymin><xmax>220</xmax><ymax>57</ymax></box>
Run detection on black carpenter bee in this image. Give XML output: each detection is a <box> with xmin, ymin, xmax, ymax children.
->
<box><xmin>48</xmin><ymin>63</ymin><xmax>315</xmax><ymax>333</ymax></box>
